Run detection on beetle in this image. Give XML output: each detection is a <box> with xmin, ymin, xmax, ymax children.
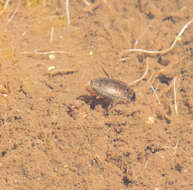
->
<box><xmin>80</xmin><ymin>77</ymin><xmax>136</xmax><ymax>111</ymax></box>
<box><xmin>88</xmin><ymin>78</ymin><xmax>135</xmax><ymax>103</ymax></box>
<box><xmin>77</xmin><ymin>65</ymin><xmax>136</xmax><ymax>111</ymax></box>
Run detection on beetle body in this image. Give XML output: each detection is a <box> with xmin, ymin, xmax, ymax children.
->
<box><xmin>88</xmin><ymin>78</ymin><xmax>135</xmax><ymax>102</ymax></box>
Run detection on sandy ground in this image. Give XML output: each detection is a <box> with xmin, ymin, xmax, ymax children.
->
<box><xmin>0</xmin><ymin>0</ymin><xmax>193</xmax><ymax>189</ymax></box>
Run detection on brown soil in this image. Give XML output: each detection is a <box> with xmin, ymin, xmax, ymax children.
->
<box><xmin>0</xmin><ymin>0</ymin><xmax>193</xmax><ymax>189</ymax></box>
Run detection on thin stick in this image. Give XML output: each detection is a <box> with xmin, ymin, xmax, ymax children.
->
<box><xmin>3</xmin><ymin>0</ymin><xmax>10</xmax><ymax>10</ymax></box>
<box><xmin>7</xmin><ymin>0</ymin><xmax>21</xmax><ymax>24</ymax></box>
<box><xmin>34</xmin><ymin>49</ymin><xmax>69</xmax><ymax>55</ymax></box>
<box><xmin>50</xmin><ymin>26</ymin><xmax>54</xmax><ymax>43</ymax></box>
<box><xmin>21</xmin><ymin>49</ymin><xmax>70</xmax><ymax>56</ymax></box>
<box><xmin>101</xmin><ymin>66</ymin><xmax>111</xmax><ymax>78</ymax></box>
<box><xmin>128</xmin><ymin>59</ymin><xmax>149</xmax><ymax>86</ymax></box>
<box><xmin>0</xmin><ymin>0</ymin><xmax>10</xmax><ymax>16</ymax></box>
<box><xmin>66</xmin><ymin>0</ymin><xmax>70</xmax><ymax>25</ymax></box>
<box><xmin>121</xmin><ymin>18</ymin><xmax>193</xmax><ymax>56</ymax></box>
<box><xmin>150</xmin><ymin>82</ymin><xmax>161</xmax><ymax>104</ymax></box>
<box><xmin>147</xmin><ymin>72</ymin><xmax>154</xmax><ymax>83</ymax></box>
<box><xmin>173</xmin><ymin>76</ymin><xmax>178</xmax><ymax>115</ymax></box>
<box><xmin>134</xmin><ymin>24</ymin><xmax>152</xmax><ymax>48</ymax></box>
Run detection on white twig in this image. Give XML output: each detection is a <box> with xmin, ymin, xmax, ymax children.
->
<box><xmin>147</xmin><ymin>73</ymin><xmax>154</xmax><ymax>82</ymax></box>
<box><xmin>121</xmin><ymin>18</ymin><xmax>193</xmax><ymax>56</ymax></box>
<box><xmin>173</xmin><ymin>76</ymin><xmax>178</xmax><ymax>115</ymax></box>
<box><xmin>128</xmin><ymin>59</ymin><xmax>149</xmax><ymax>86</ymax></box>
<box><xmin>50</xmin><ymin>26</ymin><xmax>54</xmax><ymax>43</ymax></box>
<box><xmin>66</xmin><ymin>0</ymin><xmax>70</xmax><ymax>25</ymax></box>
<box><xmin>34</xmin><ymin>49</ymin><xmax>69</xmax><ymax>55</ymax></box>
<box><xmin>21</xmin><ymin>49</ymin><xmax>70</xmax><ymax>55</ymax></box>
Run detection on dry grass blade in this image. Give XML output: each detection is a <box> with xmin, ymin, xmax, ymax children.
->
<box><xmin>121</xmin><ymin>18</ymin><xmax>193</xmax><ymax>56</ymax></box>
<box><xmin>34</xmin><ymin>50</ymin><xmax>69</xmax><ymax>55</ymax></box>
<box><xmin>66</xmin><ymin>0</ymin><xmax>70</xmax><ymax>25</ymax></box>
<box><xmin>22</xmin><ymin>49</ymin><xmax>70</xmax><ymax>55</ymax></box>
<box><xmin>47</xmin><ymin>68</ymin><xmax>77</xmax><ymax>77</ymax></box>
<box><xmin>50</xmin><ymin>26</ymin><xmax>54</xmax><ymax>43</ymax></box>
<box><xmin>128</xmin><ymin>58</ymin><xmax>149</xmax><ymax>86</ymax></box>
<box><xmin>173</xmin><ymin>76</ymin><xmax>178</xmax><ymax>115</ymax></box>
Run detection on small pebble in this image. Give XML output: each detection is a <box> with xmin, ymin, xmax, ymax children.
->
<box><xmin>48</xmin><ymin>65</ymin><xmax>55</xmax><ymax>71</ymax></box>
<box><xmin>49</xmin><ymin>54</ymin><xmax>55</xmax><ymax>60</ymax></box>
